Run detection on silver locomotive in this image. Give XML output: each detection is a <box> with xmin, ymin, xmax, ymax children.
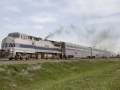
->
<box><xmin>0</xmin><ymin>32</ymin><xmax>116</xmax><ymax>60</ymax></box>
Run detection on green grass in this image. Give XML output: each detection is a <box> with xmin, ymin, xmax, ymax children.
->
<box><xmin>0</xmin><ymin>60</ymin><xmax>120</xmax><ymax>90</ymax></box>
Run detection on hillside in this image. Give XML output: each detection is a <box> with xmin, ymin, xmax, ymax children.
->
<box><xmin>0</xmin><ymin>59</ymin><xmax>120</xmax><ymax>90</ymax></box>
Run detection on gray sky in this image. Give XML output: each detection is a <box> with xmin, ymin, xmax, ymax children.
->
<box><xmin>0</xmin><ymin>0</ymin><xmax>120</xmax><ymax>53</ymax></box>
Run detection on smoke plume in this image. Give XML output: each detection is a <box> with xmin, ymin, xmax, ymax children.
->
<box><xmin>45</xmin><ymin>26</ymin><xmax>63</xmax><ymax>40</ymax></box>
<box><xmin>90</xmin><ymin>29</ymin><xmax>119</xmax><ymax>51</ymax></box>
<box><xmin>45</xmin><ymin>24</ymin><xmax>85</xmax><ymax>39</ymax></box>
<box><xmin>45</xmin><ymin>24</ymin><xmax>120</xmax><ymax>52</ymax></box>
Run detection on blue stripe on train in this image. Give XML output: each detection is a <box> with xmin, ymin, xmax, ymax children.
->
<box><xmin>9</xmin><ymin>43</ymin><xmax>60</xmax><ymax>51</ymax></box>
<box><xmin>8</xmin><ymin>43</ymin><xmax>90</xmax><ymax>52</ymax></box>
<box><xmin>66</xmin><ymin>48</ymin><xmax>91</xmax><ymax>52</ymax></box>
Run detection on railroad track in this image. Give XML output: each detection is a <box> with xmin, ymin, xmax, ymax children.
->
<box><xmin>0</xmin><ymin>59</ymin><xmax>79</xmax><ymax>65</ymax></box>
<box><xmin>0</xmin><ymin>58</ymin><xmax>120</xmax><ymax>66</ymax></box>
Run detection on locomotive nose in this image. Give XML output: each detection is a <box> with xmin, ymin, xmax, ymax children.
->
<box><xmin>1</xmin><ymin>37</ymin><xmax>14</xmax><ymax>50</ymax></box>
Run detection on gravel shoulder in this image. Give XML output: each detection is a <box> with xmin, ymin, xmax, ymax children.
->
<box><xmin>0</xmin><ymin>59</ymin><xmax>79</xmax><ymax>66</ymax></box>
<box><xmin>0</xmin><ymin>58</ymin><xmax>120</xmax><ymax>66</ymax></box>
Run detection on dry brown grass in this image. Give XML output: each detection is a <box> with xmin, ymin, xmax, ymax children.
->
<box><xmin>0</xmin><ymin>58</ymin><xmax>120</xmax><ymax>66</ymax></box>
<box><xmin>0</xmin><ymin>68</ymin><xmax>5</xmax><ymax>71</ymax></box>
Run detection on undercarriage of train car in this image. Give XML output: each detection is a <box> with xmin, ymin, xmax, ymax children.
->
<box><xmin>14</xmin><ymin>52</ymin><xmax>62</xmax><ymax>60</ymax></box>
<box><xmin>0</xmin><ymin>49</ymin><xmax>12</xmax><ymax>59</ymax></box>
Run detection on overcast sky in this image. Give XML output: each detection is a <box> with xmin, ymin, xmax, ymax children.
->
<box><xmin>0</xmin><ymin>0</ymin><xmax>120</xmax><ymax>53</ymax></box>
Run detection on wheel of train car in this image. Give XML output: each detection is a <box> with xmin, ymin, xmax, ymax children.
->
<box><xmin>65</xmin><ymin>57</ymin><xmax>67</xmax><ymax>59</ymax></box>
<box><xmin>20</xmin><ymin>57</ymin><xmax>22</xmax><ymax>60</ymax></box>
<box><xmin>46</xmin><ymin>55</ymin><xmax>48</xmax><ymax>60</ymax></box>
<box><xmin>51</xmin><ymin>57</ymin><xmax>53</xmax><ymax>60</ymax></box>
<box><xmin>9</xmin><ymin>58</ymin><xmax>12</xmax><ymax>60</ymax></box>
<box><xmin>15</xmin><ymin>57</ymin><xmax>18</xmax><ymax>60</ymax></box>
<box><xmin>87</xmin><ymin>56</ymin><xmax>90</xmax><ymax>59</ymax></box>
<box><xmin>26</xmin><ymin>57</ymin><xmax>29</xmax><ymax>60</ymax></box>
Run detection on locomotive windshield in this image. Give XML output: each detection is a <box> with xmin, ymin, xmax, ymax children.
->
<box><xmin>8</xmin><ymin>33</ymin><xmax>20</xmax><ymax>38</ymax></box>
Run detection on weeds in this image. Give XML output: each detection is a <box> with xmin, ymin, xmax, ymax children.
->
<box><xmin>0</xmin><ymin>60</ymin><xmax>120</xmax><ymax>90</ymax></box>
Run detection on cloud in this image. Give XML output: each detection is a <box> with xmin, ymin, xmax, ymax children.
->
<box><xmin>5</xmin><ymin>25</ymin><xmax>43</xmax><ymax>30</ymax></box>
<box><xmin>29</xmin><ymin>16</ymin><xmax>57</xmax><ymax>23</ymax></box>
<box><xmin>0</xmin><ymin>0</ymin><xmax>21</xmax><ymax>13</ymax></box>
<box><xmin>2</xmin><ymin>18</ymin><xmax>10</xmax><ymax>21</ymax></box>
<box><xmin>3</xmin><ymin>6</ymin><xmax>21</xmax><ymax>12</ymax></box>
<box><xmin>32</xmin><ymin>25</ymin><xmax>43</xmax><ymax>29</ymax></box>
<box><xmin>87</xmin><ymin>15</ymin><xmax>120</xmax><ymax>24</ymax></box>
<box><xmin>63</xmin><ymin>0</ymin><xmax>120</xmax><ymax>16</ymax></box>
<box><xmin>5</xmin><ymin>25</ymin><xmax>30</xmax><ymax>30</ymax></box>
<box><xmin>27</xmin><ymin>13</ymin><xmax>58</xmax><ymax>23</ymax></box>
<box><xmin>22</xmin><ymin>0</ymin><xmax>54</xmax><ymax>7</ymax></box>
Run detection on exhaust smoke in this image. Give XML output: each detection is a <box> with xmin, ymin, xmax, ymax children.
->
<box><xmin>45</xmin><ymin>24</ymin><xmax>120</xmax><ymax>52</ymax></box>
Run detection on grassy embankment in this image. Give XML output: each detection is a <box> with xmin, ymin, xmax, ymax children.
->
<box><xmin>0</xmin><ymin>59</ymin><xmax>120</xmax><ymax>90</ymax></box>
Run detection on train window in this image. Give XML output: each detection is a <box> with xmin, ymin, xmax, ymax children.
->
<box><xmin>8</xmin><ymin>33</ymin><xmax>20</xmax><ymax>38</ymax></box>
<box><xmin>67</xmin><ymin>45</ymin><xmax>69</xmax><ymax>47</ymax></box>
<box><xmin>74</xmin><ymin>46</ymin><xmax>76</xmax><ymax>48</ymax></box>
<box><xmin>26</xmin><ymin>36</ymin><xmax>28</xmax><ymax>40</ymax></box>
<box><xmin>21</xmin><ymin>35</ymin><xmax>24</xmax><ymax>39</ymax></box>
<box><xmin>21</xmin><ymin>35</ymin><xmax>27</xmax><ymax>40</ymax></box>
<box><xmin>22</xmin><ymin>35</ymin><xmax>26</xmax><ymax>40</ymax></box>
<box><xmin>39</xmin><ymin>38</ymin><xmax>42</xmax><ymax>40</ymax></box>
<box><xmin>35</xmin><ymin>38</ymin><xmax>39</xmax><ymax>41</ymax></box>
<box><xmin>54</xmin><ymin>44</ymin><xmax>60</xmax><ymax>47</ymax></box>
<box><xmin>30</xmin><ymin>36</ymin><xmax>32</xmax><ymax>40</ymax></box>
<box><xmin>34</xmin><ymin>37</ymin><xmax>36</xmax><ymax>40</ymax></box>
<box><xmin>61</xmin><ymin>44</ymin><xmax>65</xmax><ymax>48</ymax></box>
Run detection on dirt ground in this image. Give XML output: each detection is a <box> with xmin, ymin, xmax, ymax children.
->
<box><xmin>0</xmin><ymin>58</ymin><xmax>120</xmax><ymax>66</ymax></box>
<box><xmin>0</xmin><ymin>59</ymin><xmax>79</xmax><ymax>66</ymax></box>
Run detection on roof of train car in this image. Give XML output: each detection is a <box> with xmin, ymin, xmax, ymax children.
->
<box><xmin>8</xmin><ymin>32</ymin><xmax>42</xmax><ymax>40</ymax></box>
<box><xmin>63</xmin><ymin>42</ymin><xmax>115</xmax><ymax>53</ymax></box>
<box><xmin>64</xmin><ymin>42</ymin><xmax>91</xmax><ymax>48</ymax></box>
<box><xmin>7</xmin><ymin>32</ymin><xmax>116</xmax><ymax>54</ymax></box>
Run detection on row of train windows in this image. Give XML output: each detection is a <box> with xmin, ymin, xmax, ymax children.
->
<box><xmin>92</xmin><ymin>48</ymin><xmax>105</xmax><ymax>52</ymax></box>
<box><xmin>21</xmin><ymin>35</ymin><xmax>40</xmax><ymax>41</ymax></box>
<box><xmin>67</xmin><ymin>45</ymin><xmax>90</xmax><ymax>50</ymax></box>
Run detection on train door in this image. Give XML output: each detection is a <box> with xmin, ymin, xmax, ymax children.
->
<box><xmin>29</xmin><ymin>36</ymin><xmax>33</xmax><ymax>46</ymax></box>
<box><xmin>33</xmin><ymin>38</ymin><xmax>36</xmax><ymax>50</ymax></box>
<box><xmin>61</xmin><ymin>42</ymin><xmax>65</xmax><ymax>58</ymax></box>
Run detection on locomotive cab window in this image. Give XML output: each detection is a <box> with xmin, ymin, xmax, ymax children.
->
<box><xmin>8</xmin><ymin>33</ymin><xmax>20</xmax><ymax>38</ymax></box>
<box><xmin>21</xmin><ymin>35</ymin><xmax>28</xmax><ymax>40</ymax></box>
<box><xmin>54</xmin><ymin>44</ymin><xmax>60</xmax><ymax>47</ymax></box>
<box><xmin>34</xmin><ymin>37</ymin><xmax>39</xmax><ymax>41</ymax></box>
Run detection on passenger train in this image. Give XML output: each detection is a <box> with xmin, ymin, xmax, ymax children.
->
<box><xmin>0</xmin><ymin>32</ymin><xmax>116</xmax><ymax>60</ymax></box>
